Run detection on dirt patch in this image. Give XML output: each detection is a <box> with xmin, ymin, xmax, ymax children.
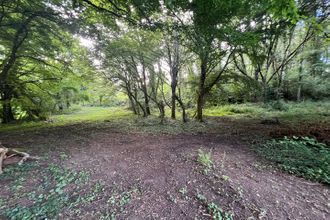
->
<box><xmin>269</xmin><ymin>121</ymin><xmax>330</xmax><ymax>145</ymax></box>
<box><xmin>0</xmin><ymin>119</ymin><xmax>329</xmax><ymax>219</ymax></box>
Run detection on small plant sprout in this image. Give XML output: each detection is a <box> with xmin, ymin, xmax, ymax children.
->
<box><xmin>179</xmin><ymin>186</ymin><xmax>187</xmax><ymax>195</ymax></box>
<box><xmin>222</xmin><ymin>175</ymin><xmax>230</xmax><ymax>181</ymax></box>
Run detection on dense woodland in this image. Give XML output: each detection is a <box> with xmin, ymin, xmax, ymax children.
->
<box><xmin>1</xmin><ymin>1</ymin><xmax>330</xmax><ymax>219</ymax></box>
<box><xmin>0</xmin><ymin>0</ymin><xmax>329</xmax><ymax>124</ymax></box>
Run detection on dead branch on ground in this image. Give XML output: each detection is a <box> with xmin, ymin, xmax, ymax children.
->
<box><xmin>0</xmin><ymin>143</ymin><xmax>39</xmax><ymax>174</ymax></box>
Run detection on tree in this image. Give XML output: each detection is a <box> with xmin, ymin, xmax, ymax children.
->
<box><xmin>0</xmin><ymin>0</ymin><xmax>76</xmax><ymax>123</ymax></box>
<box><xmin>97</xmin><ymin>28</ymin><xmax>164</xmax><ymax>118</ymax></box>
<box><xmin>233</xmin><ymin>0</ymin><xmax>329</xmax><ymax>102</ymax></box>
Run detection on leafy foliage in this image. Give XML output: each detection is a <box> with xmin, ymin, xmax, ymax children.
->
<box><xmin>0</xmin><ymin>162</ymin><xmax>91</xmax><ymax>219</ymax></box>
<box><xmin>196</xmin><ymin>193</ymin><xmax>233</xmax><ymax>220</ymax></box>
<box><xmin>255</xmin><ymin>137</ymin><xmax>330</xmax><ymax>184</ymax></box>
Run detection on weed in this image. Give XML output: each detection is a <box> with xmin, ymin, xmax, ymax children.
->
<box><xmin>107</xmin><ymin>188</ymin><xmax>138</xmax><ymax>217</ymax></box>
<box><xmin>207</xmin><ymin>202</ymin><xmax>233</xmax><ymax>220</ymax></box>
<box><xmin>255</xmin><ymin>136</ymin><xmax>330</xmax><ymax>184</ymax></box>
<box><xmin>196</xmin><ymin>193</ymin><xmax>233</xmax><ymax>220</ymax></box>
<box><xmin>197</xmin><ymin>149</ymin><xmax>213</xmax><ymax>174</ymax></box>
<box><xmin>167</xmin><ymin>194</ymin><xmax>177</xmax><ymax>204</ymax></box>
<box><xmin>179</xmin><ymin>186</ymin><xmax>187</xmax><ymax>195</ymax></box>
<box><xmin>99</xmin><ymin>212</ymin><xmax>116</xmax><ymax>220</ymax></box>
<box><xmin>221</xmin><ymin>175</ymin><xmax>230</xmax><ymax>181</ymax></box>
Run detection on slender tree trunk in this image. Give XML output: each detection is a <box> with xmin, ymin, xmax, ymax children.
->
<box><xmin>125</xmin><ymin>88</ymin><xmax>137</xmax><ymax>114</ymax></box>
<box><xmin>66</xmin><ymin>99</ymin><xmax>70</xmax><ymax>109</ymax></box>
<box><xmin>128</xmin><ymin>94</ymin><xmax>137</xmax><ymax>114</ymax></box>
<box><xmin>196</xmin><ymin>59</ymin><xmax>207</xmax><ymax>122</ymax></box>
<box><xmin>170</xmin><ymin>31</ymin><xmax>179</xmax><ymax>120</ymax></box>
<box><xmin>126</xmin><ymin>87</ymin><xmax>144</xmax><ymax>116</ymax></box>
<box><xmin>175</xmin><ymin>94</ymin><xmax>187</xmax><ymax>123</ymax></box>
<box><xmin>158</xmin><ymin>101</ymin><xmax>165</xmax><ymax>124</ymax></box>
<box><xmin>171</xmin><ymin>82</ymin><xmax>177</xmax><ymax>119</ymax></box>
<box><xmin>134</xmin><ymin>93</ymin><xmax>147</xmax><ymax>117</ymax></box>
<box><xmin>262</xmin><ymin>79</ymin><xmax>268</xmax><ymax>103</ymax></box>
<box><xmin>2</xmin><ymin>85</ymin><xmax>14</xmax><ymax>123</ymax></box>
<box><xmin>297</xmin><ymin>59</ymin><xmax>303</xmax><ymax>102</ymax></box>
<box><xmin>143</xmin><ymin>88</ymin><xmax>150</xmax><ymax>115</ymax></box>
<box><xmin>99</xmin><ymin>95</ymin><xmax>103</xmax><ymax>106</ymax></box>
<box><xmin>141</xmin><ymin>65</ymin><xmax>150</xmax><ymax>116</ymax></box>
<box><xmin>253</xmin><ymin>67</ymin><xmax>260</xmax><ymax>102</ymax></box>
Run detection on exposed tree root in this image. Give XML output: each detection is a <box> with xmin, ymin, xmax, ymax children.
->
<box><xmin>0</xmin><ymin>143</ymin><xmax>39</xmax><ymax>174</ymax></box>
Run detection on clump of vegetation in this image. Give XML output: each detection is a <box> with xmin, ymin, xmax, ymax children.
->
<box><xmin>0</xmin><ymin>162</ymin><xmax>92</xmax><ymax>219</ymax></box>
<box><xmin>196</xmin><ymin>193</ymin><xmax>233</xmax><ymax>220</ymax></box>
<box><xmin>255</xmin><ymin>137</ymin><xmax>330</xmax><ymax>184</ymax></box>
<box><xmin>197</xmin><ymin>149</ymin><xmax>214</xmax><ymax>174</ymax></box>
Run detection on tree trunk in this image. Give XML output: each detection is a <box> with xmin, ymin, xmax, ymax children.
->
<box><xmin>143</xmin><ymin>89</ymin><xmax>150</xmax><ymax>116</ymax></box>
<box><xmin>99</xmin><ymin>95</ymin><xmax>103</xmax><ymax>106</ymax></box>
<box><xmin>171</xmin><ymin>82</ymin><xmax>176</xmax><ymax>119</ymax></box>
<box><xmin>126</xmin><ymin>87</ymin><xmax>145</xmax><ymax>116</ymax></box>
<box><xmin>127</xmin><ymin>94</ymin><xmax>137</xmax><ymax>114</ymax></box>
<box><xmin>170</xmin><ymin>32</ymin><xmax>179</xmax><ymax>120</ymax></box>
<box><xmin>139</xmin><ymin>58</ymin><xmax>151</xmax><ymax>116</ymax></box>
<box><xmin>158</xmin><ymin>101</ymin><xmax>165</xmax><ymax>124</ymax></box>
<box><xmin>196</xmin><ymin>59</ymin><xmax>207</xmax><ymax>122</ymax></box>
<box><xmin>297</xmin><ymin>59</ymin><xmax>303</xmax><ymax>102</ymax></box>
<box><xmin>2</xmin><ymin>86</ymin><xmax>14</xmax><ymax>123</ymax></box>
<box><xmin>196</xmin><ymin>92</ymin><xmax>204</xmax><ymax>122</ymax></box>
<box><xmin>175</xmin><ymin>94</ymin><xmax>187</xmax><ymax>123</ymax></box>
<box><xmin>262</xmin><ymin>79</ymin><xmax>268</xmax><ymax>103</ymax></box>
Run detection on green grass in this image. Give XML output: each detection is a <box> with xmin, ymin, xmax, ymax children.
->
<box><xmin>0</xmin><ymin>106</ymin><xmax>216</xmax><ymax>134</ymax></box>
<box><xmin>1</xmin><ymin>101</ymin><xmax>329</xmax><ymax>134</ymax></box>
<box><xmin>255</xmin><ymin>136</ymin><xmax>330</xmax><ymax>184</ymax></box>
<box><xmin>204</xmin><ymin>101</ymin><xmax>330</xmax><ymax>123</ymax></box>
<box><xmin>0</xmin><ymin>107</ymin><xmax>133</xmax><ymax>132</ymax></box>
<box><xmin>204</xmin><ymin>103</ymin><xmax>263</xmax><ymax>116</ymax></box>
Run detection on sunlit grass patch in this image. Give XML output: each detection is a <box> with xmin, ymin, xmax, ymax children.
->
<box><xmin>204</xmin><ymin>101</ymin><xmax>330</xmax><ymax>123</ymax></box>
<box><xmin>52</xmin><ymin>106</ymin><xmax>132</xmax><ymax>123</ymax></box>
<box><xmin>204</xmin><ymin>103</ymin><xmax>264</xmax><ymax>117</ymax></box>
<box><xmin>0</xmin><ymin>107</ymin><xmax>133</xmax><ymax>132</ymax></box>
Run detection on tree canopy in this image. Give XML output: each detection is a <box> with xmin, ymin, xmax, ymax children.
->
<box><xmin>0</xmin><ymin>0</ymin><xmax>328</xmax><ymax>123</ymax></box>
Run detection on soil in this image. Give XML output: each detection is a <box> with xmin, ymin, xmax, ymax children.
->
<box><xmin>0</xmin><ymin>117</ymin><xmax>329</xmax><ymax>219</ymax></box>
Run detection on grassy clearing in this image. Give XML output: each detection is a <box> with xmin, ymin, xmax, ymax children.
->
<box><xmin>204</xmin><ymin>101</ymin><xmax>330</xmax><ymax>123</ymax></box>
<box><xmin>255</xmin><ymin>136</ymin><xmax>330</xmax><ymax>184</ymax></box>
<box><xmin>1</xmin><ymin>101</ymin><xmax>328</xmax><ymax>134</ymax></box>
<box><xmin>0</xmin><ymin>107</ymin><xmax>215</xmax><ymax>134</ymax></box>
<box><xmin>0</xmin><ymin>107</ymin><xmax>133</xmax><ymax>132</ymax></box>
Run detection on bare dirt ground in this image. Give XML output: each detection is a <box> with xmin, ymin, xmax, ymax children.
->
<box><xmin>0</xmin><ymin>117</ymin><xmax>329</xmax><ymax>219</ymax></box>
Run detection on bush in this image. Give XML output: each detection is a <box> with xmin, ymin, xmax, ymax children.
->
<box><xmin>255</xmin><ymin>137</ymin><xmax>330</xmax><ymax>184</ymax></box>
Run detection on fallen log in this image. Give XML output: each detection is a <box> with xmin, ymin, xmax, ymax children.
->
<box><xmin>0</xmin><ymin>143</ymin><xmax>39</xmax><ymax>174</ymax></box>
